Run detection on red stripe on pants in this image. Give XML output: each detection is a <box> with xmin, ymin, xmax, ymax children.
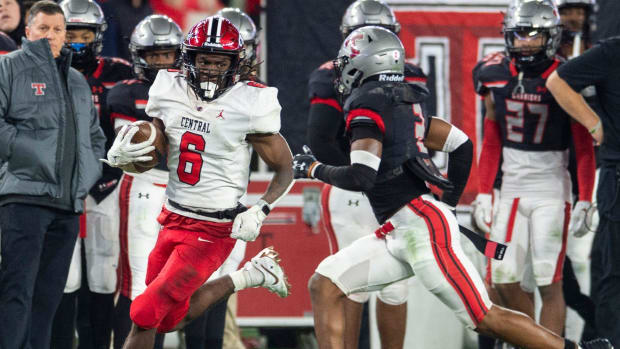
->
<box><xmin>320</xmin><ymin>184</ymin><xmax>338</xmax><ymax>254</ymax></box>
<box><xmin>552</xmin><ymin>202</ymin><xmax>571</xmax><ymax>282</ymax></box>
<box><xmin>408</xmin><ymin>198</ymin><xmax>489</xmax><ymax>326</ymax></box>
<box><xmin>118</xmin><ymin>175</ymin><xmax>134</xmax><ymax>299</ymax></box>
<box><xmin>505</xmin><ymin>198</ymin><xmax>520</xmax><ymax>243</ymax></box>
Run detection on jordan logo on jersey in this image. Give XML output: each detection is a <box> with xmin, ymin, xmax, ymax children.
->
<box><xmin>216</xmin><ymin>110</ymin><xmax>225</xmax><ymax>120</ymax></box>
<box><xmin>180</xmin><ymin>116</ymin><xmax>211</xmax><ymax>134</ymax></box>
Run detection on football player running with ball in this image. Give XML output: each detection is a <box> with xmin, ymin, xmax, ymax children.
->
<box><xmin>103</xmin><ymin>16</ymin><xmax>294</xmax><ymax>349</ymax></box>
<box><xmin>293</xmin><ymin>25</ymin><xmax>612</xmax><ymax>349</ymax></box>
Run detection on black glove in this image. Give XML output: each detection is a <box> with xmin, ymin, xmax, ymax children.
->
<box><xmin>292</xmin><ymin>145</ymin><xmax>319</xmax><ymax>179</ymax></box>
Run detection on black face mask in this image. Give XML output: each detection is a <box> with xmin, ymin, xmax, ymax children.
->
<box><xmin>67</xmin><ymin>42</ymin><xmax>98</xmax><ymax>72</ymax></box>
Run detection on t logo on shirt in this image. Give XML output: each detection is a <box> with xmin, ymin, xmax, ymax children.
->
<box><xmin>31</xmin><ymin>83</ymin><xmax>46</xmax><ymax>96</ymax></box>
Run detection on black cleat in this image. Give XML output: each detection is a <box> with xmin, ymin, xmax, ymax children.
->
<box><xmin>579</xmin><ymin>339</ymin><xmax>614</xmax><ymax>349</ymax></box>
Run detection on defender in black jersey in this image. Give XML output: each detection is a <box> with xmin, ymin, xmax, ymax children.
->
<box><xmin>472</xmin><ymin>0</ymin><xmax>596</xmax><ymax>338</ymax></box>
<box><xmin>51</xmin><ymin>1</ymin><xmax>134</xmax><ymax>348</ymax></box>
<box><xmin>106</xmin><ymin>14</ymin><xmax>183</xmax><ymax>349</ymax></box>
<box><xmin>295</xmin><ymin>25</ymin><xmax>611</xmax><ymax>349</ymax></box>
<box><xmin>306</xmin><ymin>2</ymin><xmax>428</xmax><ymax>348</ymax></box>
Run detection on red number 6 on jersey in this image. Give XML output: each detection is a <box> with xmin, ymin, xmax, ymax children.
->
<box><xmin>177</xmin><ymin>132</ymin><xmax>205</xmax><ymax>185</ymax></box>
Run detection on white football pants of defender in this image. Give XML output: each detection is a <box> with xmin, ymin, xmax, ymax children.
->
<box><xmin>65</xmin><ymin>188</ymin><xmax>121</xmax><ymax>294</ymax></box>
<box><xmin>317</xmin><ymin>195</ymin><xmax>493</xmax><ymax>329</ymax></box>
<box><xmin>321</xmin><ymin>185</ymin><xmax>409</xmax><ymax>305</ymax></box>
<box><xmin>490</xmin><ymin>197</ymin><xmax>570</xmax><ymax>287</ymax></box>
<box><xmin>118</xmin><ymin>169</ymin><xmax>168</xmax><ymax>300</ymax></box>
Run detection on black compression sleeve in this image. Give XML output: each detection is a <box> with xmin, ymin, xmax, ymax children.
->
<box><xmin>349</xmin><ymin>122</ymin><xmax>383</xmax><ymax>142</ymax></box>
<box><xmin>313</xmin><ymin>163</ymin><xmax>377</xmax><ymax>192</ymax></box>
<box><xmin>307</xmin><ymin>103</ymin><xmax>349</xmax><ymax>166</ymax></box>
<box><xmin>442</xmin><ymin>139</ymin><xmax>473</xmax><ymax>207</ymax></box>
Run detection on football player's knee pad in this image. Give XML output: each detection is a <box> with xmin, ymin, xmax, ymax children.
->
<box><xmin>159</xmin><ymin>262</ymin><xmax>201</xmax><ymax>302</ymax></box>
<box><xmin>347</xmin><ymin>292</ymin><xmax>370</xmax><ymax>303</ymax></box>
<box><xmin>377</xmin><ymin>279</ymin><xmax>409</xmax><ymax>306</ymax></box>
<box><xmin>130</xmin><ymin>294</ymin><xmax>161</xmax><ymax>329</ymax></box>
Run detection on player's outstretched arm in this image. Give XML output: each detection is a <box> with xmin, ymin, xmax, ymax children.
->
<box><xmin>293</xmin><ymin>135</ymin><xmax>382</xmax><ymax>193</ymax></box>
<box><xmin>471</xmin><ymin>95</ymin><xmax>501</xmax><ymax>233</ymax></box>
<box><xmin>248</xmin><ymin>132</ymin><xmax>294</xmax><ymax>205</ymax></box>
<box><xmin>230</xmin><ymin>133</ymin><xmax>294</xmax><ymax>242</ymax></box>
<box><xmin>424</xmin><ymin>117</ymin><xmax>473</xmax><ymax>208</ymax></box>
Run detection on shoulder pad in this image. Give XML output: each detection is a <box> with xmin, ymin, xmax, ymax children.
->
<box><xmin>404</xmin><ymin>63</ymin><xmax>427</xmax><ymax>84</ymax></box>
<box><xmin>345</xmin><ymin>81</ymin><xmax>429</xmax><ymax>113</ymax></box>
<box><xmin>107</xmin><ymin>82</ymin><xmax>132</xmax><ymax>107</ymax></box>
<box><xmin>102</xmin><ymin>56</ymin><xmax>131</xmax><ymax>67</ymax></box>
<box><xmin>308</xmin><ymin>63</ymin><xmax>337</xmax><ymax>100</ymax></box>
<box><xmin>472</xmin><ymin>52</ymin><xmax>513</xmax><ymax>95</ymax></box>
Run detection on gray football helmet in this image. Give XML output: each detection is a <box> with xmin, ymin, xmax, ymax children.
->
<box><xmin>503</xmin><ymin>0</ymin><xmax>562</xmax><ymax>66</ymax></box>
<box><xmin>60</xmin><ymin>0</ymin><xmax>107</xmax><ymax>69</ymax></box>
<box><xmin>334</xmin><ymin>26</ymin><xmax>404</xmax><ymax>97</ymax></box>
<box><xmin>555</xmin><ymin>0</ymin><xmax>596</xmax><ymax>41</ymax></box>
<box><xmin>340</xmin><ymin>0</ymin><xmax>401</xmax><ymax>38</ymax></box>
<box><xmin>555</xmin><ymin>0</ymin><xmax>595</xmax><ymax>8</ymax></box>
<box><xmin>129</xmin><ymin>14</ymin><xmax>183</xmax><ymax>82</ymax></box>
<box><xmin>217</xmin><ymin>8</ymin><xmax>260</xmax><ymax>65</ymax></box>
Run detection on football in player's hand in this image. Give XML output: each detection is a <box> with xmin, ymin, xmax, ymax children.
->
<box><xmin>131</xmin><ymin>121</ymin><xmax>166</xmax><ymax>173</ymax></box>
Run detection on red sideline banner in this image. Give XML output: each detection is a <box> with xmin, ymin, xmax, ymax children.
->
<box><xmin>237</xmin><ymin>179</ymin><xmax>329</xmax><ymax>326</ymax></box>
<box><xmin>396</xmin><ymin>7</ymin><xmax>504</xmax><ymax>204</ymax></box>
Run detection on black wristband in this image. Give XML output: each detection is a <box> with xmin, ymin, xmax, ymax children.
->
<box><xmin>261</xmin><ymin>205</ymin><xmax>271</xmax><ymax>215</ymax></box>
<box><xmin>257</xmin><ymin>200</ymin><xmax>271</xmax><ymax>215</ymax></box>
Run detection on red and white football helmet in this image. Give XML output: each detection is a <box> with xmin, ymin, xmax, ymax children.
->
<box><xmin>182</xmin><ymin>16</ymin><xmax>245</xmax><ymax>100</ymax></box>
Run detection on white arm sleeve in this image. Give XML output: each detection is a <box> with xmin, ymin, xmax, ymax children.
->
<box><xmin>350</xmin><ymin>150</ymin><xmax>381</xmax><ymax>171</ymax></box>
<box><xmin>441</xmin><ymin>122</ymin><xmax>469</xmax><ymax>152</ymax></box>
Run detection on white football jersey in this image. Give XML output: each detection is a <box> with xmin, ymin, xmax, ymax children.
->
<box><xmin>146</xmin><ymin>70</ymin><xmax>281</xmax><ymax>214</ymax></box>
<box><xmin>500</xmin><ymin>147</ymin><xmax>572</xmax><ymax>202</ymax></box>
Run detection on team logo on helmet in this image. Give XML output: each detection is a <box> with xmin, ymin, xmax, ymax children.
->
<box><xmin>344</xmin><ymin>32</ymin><xmax>364</xmax><ymax>58</ymax></box>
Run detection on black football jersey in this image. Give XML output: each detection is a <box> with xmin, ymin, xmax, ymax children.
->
<box><xmin>107</xmin><ymin>78</ymin><xmax>168</xmax><ymax>172</ymax></box>
<box><xmin>343</xmin><ymin>81</ymin><xmax>432</xmax><ymax>223</ymax></box>
<box><xmin>84</xmin><ymin>56</ymin><xmax>133</xmax><ymax>201</ymax></box>
<box><xmin>308</xmin><ymin>60</ymin><xmax>428</xmax><ymax>162</ymax></box>
<box><xmin>473</xmin><ymin>52</ymin><xmax>572</xmax><ymax>152</ymax></box>
<box><xmin>84</xmin><ymin>57</ymin><xmax>133</xmax><ymax>148</ymax></box>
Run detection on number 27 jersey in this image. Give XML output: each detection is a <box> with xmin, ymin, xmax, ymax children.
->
<box><xmin>473</xmin><ymin>52</ymin><xmax>572</xmax><ymax>200</ymax></box>
<box><xmin>146</xmin><ymin>70</ymin><xmax>281</xmax><ymax>211</ymax></box>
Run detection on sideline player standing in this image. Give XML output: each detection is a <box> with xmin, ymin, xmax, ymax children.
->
<box><xmin>306</xmin><ymin>1</ymin><xmax>427</xmax><ymax>347</ymax></box>
<box><xmin>103</xmin><ymin>16</ymin><xmax>294</xmax><ymax>349</ymax></box>
<box><xmin>105</xmin><ymin>14</ymin><xmax>183</xmax><ymax>349</ymax></box>
<box><xmin>52</xmin><ymin>0</ymin><xmax>133</xmax><ymax>347</ymax></box>
<box><xmin>294</xmin><ymin>25</ymin><xmax>611</xmax><ymax>349</ymax></box>
<box><xmin>472</xmin><ymin>0</ymin><xmax>595</xmax><ymax>336</ymax></box>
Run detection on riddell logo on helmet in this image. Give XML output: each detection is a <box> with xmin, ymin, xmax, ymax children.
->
<box><xmin>203</xmin><ymin>42</ymin><xmax>223</xmax><ymax>48</ymax></box>
<box><xmin>378</xmin><ymin>74</ymin><xmax>404</xmax><ymax>82</ymax></box>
